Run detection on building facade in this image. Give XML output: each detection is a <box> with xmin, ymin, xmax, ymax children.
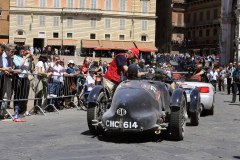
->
<box><xmin>185</xmin><ymin>0</ymin><xmax>221</xmax><ymax>55</ymax></box>
<box><xmin>9</xmin><ymin>0</ymin><xmax>157</xmax><ymax>56</ymax></box>
<box><xmin>0</xmin><ymin>0</ymin><xmax>10</xmax><ymax>44</ymax></box>
<box><xmin>221</xmin><ymin>0</ymin><xmax>237</xmax><ymax>65</ymax></box>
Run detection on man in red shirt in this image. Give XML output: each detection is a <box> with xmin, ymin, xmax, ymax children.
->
<box><xmin>103</xmin><ymin>48</ymin><xmax>140</xmax><ymax>97</ymax></box>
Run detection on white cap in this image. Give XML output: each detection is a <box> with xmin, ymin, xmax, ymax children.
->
<box><xmin>68</xmin><ymin>60</ymin><xmax>74</xmax><ymax>64</ymax></box>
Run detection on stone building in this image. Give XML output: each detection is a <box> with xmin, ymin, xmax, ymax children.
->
<box><xmin>156</xmin><ymin>0</ymin><xmax>185</xmax><ymax>54</ymax></box>
<box><xmin>185</xmin><ymin>0</ymin><xmax>221</xmax><ymax>56</ymax></box>
<box><xmin>221</xmin><ymin>0</ymin><xmax>238</xmax><ymax>64</ymax></box>
<box><xmin>9</xmin><ymin>0</ymin><xmax>157</xmax><ymax>56</ymax></box>
<box><xmin>0</xmin><ymin>0</ymin><xmax>9</xmax><ymax>44</ymax></box>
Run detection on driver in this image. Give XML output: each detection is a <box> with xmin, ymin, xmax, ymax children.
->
<box><xmin>103</xmin><ymin>48</ymin><xmax>140</xmax><ymax>97</ymax></box>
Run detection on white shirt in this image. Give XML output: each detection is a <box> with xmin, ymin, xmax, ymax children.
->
<box><xmin>85</xmin><ymin>75</ymin><xmax>95</xmax><ymax>92</ymax></box>
<box><xmin>35</xmin><ymin>61</ymin><xmax>49</xmax><ymax>74</ymax></box>
<box><xmin>210</xmin><ymin>71</ymin><xmax>218</xmax><ymax>81</ymax></box>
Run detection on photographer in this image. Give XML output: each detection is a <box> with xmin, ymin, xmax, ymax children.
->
<box><xmin>231</xmin><ymin>63</ymin><xmax>240</xmax><ymax>103</ymax></box>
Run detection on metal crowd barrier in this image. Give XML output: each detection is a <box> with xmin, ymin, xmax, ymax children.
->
<box><xmin>0</xmin><ymin>70</ymin><xmax>90</xmax><ymax>120</ymax></box>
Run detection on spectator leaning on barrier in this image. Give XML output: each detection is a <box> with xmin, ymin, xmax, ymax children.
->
<box><xmin>13</xmin><ymin>45</ymin><xmax>33</xmax><ymax>116</ymax></box>
<box><xmin>47</xmin><ymin>55</ymin><xmax>65</xmax><ymax>109</ymax></box>
<box><xmin>32</xmin><ymin>55</ymin><xmax>50</xmax><ymax>113</ymax></box>
<box><xmin>63</xmin><ymin>60</ymin><xmax>81</xmax><ymax>108</ymax></box>
<box><xmin>1</xmin><ymin>45</ymin><xmax>14</xmax><ymax>109</ymax></box>
<box><xmin>0</xmin><ymin>44</ymin><xmax>6</xmax><ymax>108</ymax></box>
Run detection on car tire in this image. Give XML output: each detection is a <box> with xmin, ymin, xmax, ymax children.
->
<box><xmin>208</xmin><ymin>104</ymin><xmax>214</xmax><ymax>115</ymax></box>
<box><xmin>190</xmin><ymin>110</ymin><xmax>199</xmax><ymax>126</ymax></box>
<box><xmin>87</xmin><ymin>92</ymin><xmax>105</xmax><ymax>135</ymax></box>
<box><xmin>170</xmin><ymin>95</ymin><xmax>187</xmax><ymax>141</ymax></box>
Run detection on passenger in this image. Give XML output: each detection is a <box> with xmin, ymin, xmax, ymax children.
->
<box><xmin>192</xmin><ymin>64</ymin><xmax>208</xmax><ymax>82</ymax></box>
<box><xmin>103</xmin><ymin>48</ymin><xmax>140</xmax><ymax>97</ymax></box>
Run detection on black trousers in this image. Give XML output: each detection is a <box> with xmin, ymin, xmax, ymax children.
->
<box><xmin>0</xmin><ymin>75</ymin><xmax>4</xmax><ymax>107</ymax></box>
<box><xmin>13</xmin><ymin>76</ymin><xmax>30</xmax><ymax>114</ymax></box>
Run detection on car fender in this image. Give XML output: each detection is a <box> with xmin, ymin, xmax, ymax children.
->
<box><xmin>170</xmin><ymin>88</ymin><xmax>186</xmax><ymax>108</ymax></box>
<box><xmin>189</xmin><ymin>88</ymin><xmax>200</xmax><ymax>112</ymax></box>
<box><xmin>87</xmin><ymin>85</ymin><xmax>104</xmax><ymax>104</ymax></box>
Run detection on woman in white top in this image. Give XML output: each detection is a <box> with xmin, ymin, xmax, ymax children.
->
<box><xmin>33</xmin><ymin>55</ymin><xmax>50</xmax><ymax>113</ymax></box>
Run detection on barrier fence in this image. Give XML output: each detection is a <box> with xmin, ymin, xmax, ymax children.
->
<box><xmin>0</xmin><ymin>70</ymin><xmax>91</xmax><ymax>120</ymax></box>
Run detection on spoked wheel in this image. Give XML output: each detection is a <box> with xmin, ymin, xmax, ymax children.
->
<box><xmin>170</xmin><ymin>95</ymin><xmax>187</xmax><ymax>141</ymax></box>
<box><xmin>87</xmin><ymin>91</ymin><xmax>107</xmax><ymax>135</ymax></box>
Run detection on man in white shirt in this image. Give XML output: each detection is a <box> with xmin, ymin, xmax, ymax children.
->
<box><xmin>210</xmin><ymin>67</ymin><xmax>218</xmax><ymax>91</ymax></box>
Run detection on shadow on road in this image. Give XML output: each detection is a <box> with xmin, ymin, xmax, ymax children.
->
<box><xmin>81</xmin><ymin>130</ymin><xmax>171</xmax><ymax>143</ymax></box>
<box><xmin>233</xmin><ymin>156</ymin><xmax>240</xmax><ymax>159</ymax></box>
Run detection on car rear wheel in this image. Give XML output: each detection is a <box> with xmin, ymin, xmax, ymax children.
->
<box><xmin>190</xmin><ymin>109</ymin><xmax>200</xmax><ymax>126</ymax></box>
<box><xmin>87</xmin><ymin>92</ymin><xmax>106</xmax><ymax>135</ymax></box>
<box><xmin>208</xmin><ymin>104</ymin><xmax>214</xmax><ymax>115</ymax></box>
<box><xmin>170</xmin><ymin>95</ymin><xmax>187</xmax><ymax>141</ymax></box>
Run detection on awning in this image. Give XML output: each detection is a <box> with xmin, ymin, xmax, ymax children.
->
<box><xmin>63</xmin><ymin>39</ymin><xmax>77</xmax><ymax>46</ymax></box>
<box><xmin>134</xmin><ymin>42</ymin><xmax>158</xmax><ymax>52</ymax></box>
<box><xmin>0</xmin><ymin>38</ymin><xmax>8</xmax><ymax>44</ymax></box>
<box><xmin>47</xmin><ymin>39</ymin><xmax>61</xmax><ymax>46</ymax></box>
<box><xmin>82</xmin><ymin>40</ymin><xmax>99</xmax><ymax>48</ymax></box>
<box><xmin>112</xmin><ymin>41</ymin><xmax>135</xmax><ymax>50</ymax></box>
<box><xmin>14</xmin><ymin>38</ymin><xmax>25</xmax><ymax>43</ymax></box>
<box><xmin>96</xmin><ymin>40</ymin><xmax>135</xmax><ymax>50</ymax></box>
<box><xmin>95</xmin><ymin>40</ymin><xmax>112</xmax><ymax>50</ymax></box>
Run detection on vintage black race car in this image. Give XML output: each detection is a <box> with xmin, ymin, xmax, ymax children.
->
<box><xmin>87</xmin><ymin>75</ymin><xmax>200</xmax><ymax>141</ymax></box>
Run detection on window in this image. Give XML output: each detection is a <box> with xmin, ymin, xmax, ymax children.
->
<box><xmin>90</xmin><ymin>33</ymin><xmax>96</xmax><ymax>39</ymax></box>
<box><xmin>40</xmin><ymin>0</ymin><xmax>46</xmax><ymax>8</ymax></box>
<box><xmin>79</xmin><ymin>0</ymin><xmax>86</xmax><ymax>9</ymax></box>
<box><xmin>199</xmin><ymin>12</ymin><xmax>203</xmax><ymax>21</ymax></box>
<box><xmin>142</xmin><ymin>20</ymin><xmax>147</xmax><ymax>31</ymax></box>
<box><xmin>67</xmin><ymin>17</ymin><xmax>73</xmax><ymax>27</ymax></box>
<box><xmin>39</xmin><ymin>16</ymin><xmax>45</xmax><ymax>26</ymax></box>
<box><xmin>53</xmin><ymin>17</ymin><xmax>59</xmax><ymax>26</ymax></box>
<box><xmin>54</xmin><ymin>0</ymin><xmax>60</xmax><ymax>8</ymax></box>
<box><xmin>192</xmin><ymin>30</ymin><xmax>195</xmax><ymax>38</ymax></box>
<box><xmin>67</xmin><ymin>0</ymin><xmax>73</xmax><ymax>9</ymax></box>
<box><xmin>67</xmin><ymin>33</ymin><xmax>73</xmax><ymax>38</ymax></box>
<box><xmin>17</xmin><ymin>0</ymin><xmax>24</xmax><ymax>7</ymax></box>
<box><xmin>120</xmin><ymin>0</ymin><xmax>126</xmax><ymax>11</ymax></box>
<box><xmin>105</xmin><ymin>34</ymin><xmax>110</xmax><ymax>40</ymax></box>
<box><xmin>206</xmin><ymin>29</ymin><xmax>210</xmax><ymax>36</ymax></box>
<box><xmin>193</xmin><ymin>12</ymin><xmax>197</xmax><ymax>23</ymax></box>
<box><xmin>53</xmin><ymin>32</ymin><xmax>59</xmax><ymax>38</ymax></box>
<box><xmin>186</xmin><ymin>14</ymin><xmax>191</xmax><ymax>23</ymax></box>
<box><xmin>91</xmin><ymin>0</ymin><xmax>97</xmax><ymax>9</ymax></box>
<box><xmin>188</xmin><ymin>31</ymin><xmax>191</xmax><ymax>38</ymax></box>
<box><xmin>120</xmin><ymin>19</ymin><xmax>125</xmax><ymax>30</ymax></box>
<box><xmin>141</xmin><ymin>35</ymin><xmax>147</xmax><ymax>41</ymax></box>
<box><xmin>105</xmin><ymin>19</ymin><xmax>111</xmax><ymax>29</ymax></box>
<box><xmin>142</xmin><ymin>0</ymin><xmax>148</xmax><ymax>13</ymax></box>
<box><xmin>119</xmin><ymin>35</ymin><xmax>125</xmax><ymax>40</ymax></box>
<box><xmin>106</xmin><ymin>0</ymin><xmax>112</xmax><ymax>10</ymax></box>
<box><xmin>17</xmin><ymin>15</ymin><xmax>24</xmax><ymax>26</ymax></box>
<box><xmin>206</xmin><ymin>10</ymin><xmax>210</xmax><ymax>20</ymax></box>
<box><xmin>91</xmin><ymin>18</ymin><xmax>96</xmax><ymax>28</ymax></box>
<box><xmin>38</xmin><ymin>32</ymin><xmax>45</xmax><ymax>38</ymax></box>
<box><xmin>213</xmin><ymin>9</ymin><xmax>218</xmax><ymax>19</ymax></box>
<box><xmin>177</xmin><ymin>13</ymin><xmax>183</xmax><ymax>26</ymax></box>
<box><xmin>199</xmin><ymin>30</ymin><xmax>203</xmax><ymax>37</ymax></box>
<box><xmin>0</xmin><ymin>8</ymin><xmax>2</xmax><ymax>16</ymax></box>
<box><xmin>18</xmin><ymin>30</ymin><xmax>23</xmax><ymax>35</ymax></box>
<box><xmin>213</xmin><ymin>28</ymin><xmax>218</xmax><ymax>35</ymax></box>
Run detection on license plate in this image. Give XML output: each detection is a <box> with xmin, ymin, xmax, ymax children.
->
<box><xmin>105</xmin><ymin>120</ymin><xmax>139</xmax><ymax>129</ymax></box>
<box><xmin>184</xmin><ymin>89</ymin><xmax>192</xmax><ymax>94</ymax></box>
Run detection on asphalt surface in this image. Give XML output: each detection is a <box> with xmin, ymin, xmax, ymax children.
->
<box><xmin>0</xmin><ymin>92</ymin><xmax>240</xmax><ymax>160</ymax></box>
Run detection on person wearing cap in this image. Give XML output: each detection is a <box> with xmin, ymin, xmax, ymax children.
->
<box><xmin>103</xmin><ymin>48</ymin><xmax>140</xmax><ymax>97</ymax></box>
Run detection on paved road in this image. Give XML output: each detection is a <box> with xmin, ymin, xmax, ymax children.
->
<box><xmin>0</xmin><ymin>92</ymin><xmax>240</xmax><ymax>160</ymax></box>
